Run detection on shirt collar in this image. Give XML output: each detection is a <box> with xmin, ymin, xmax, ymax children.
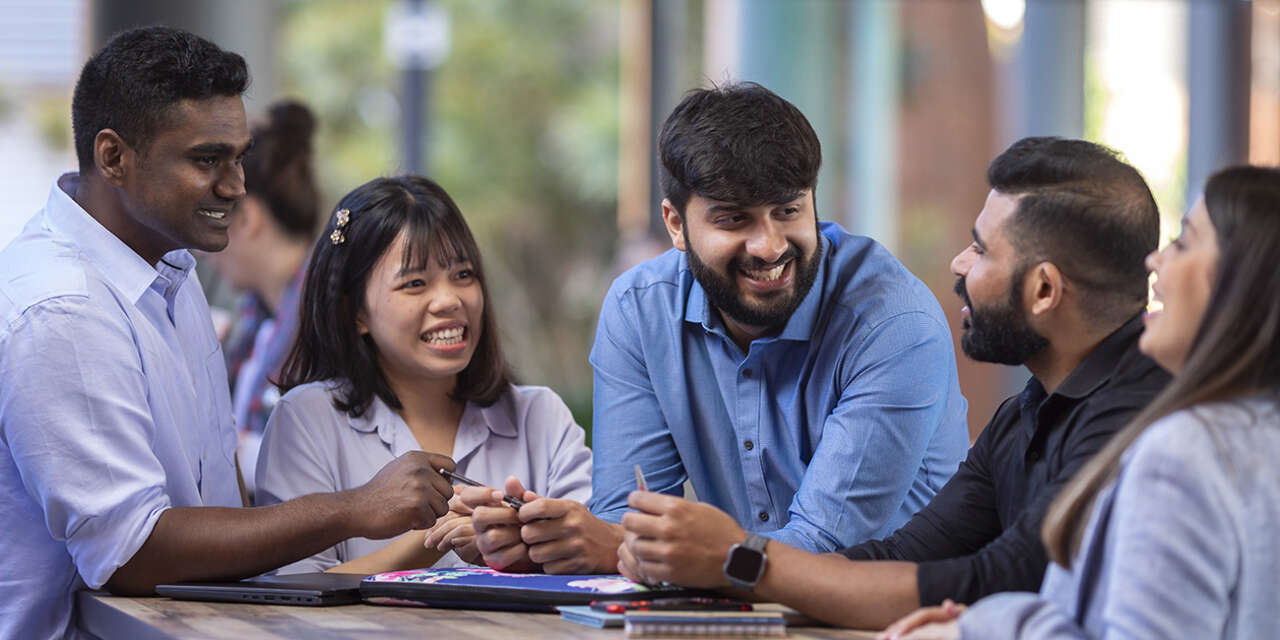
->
<box><xmin>683</xmin><ymin>233</ymin><xmax>830</xmax><ymax>344</ymax></box>
<box><xmin>346</xmin><ymin>391</ymin><xmax>519</xmax><ymax>457</ymax></box>
<box><xmin>1052</xmin><ymin>313</ymin><xmax>1147</xmax><ymax>400</ymax></box>
<box><xmin>44</xmin><ymin>173</ymin><xmax>193</xmax><ymax>305</ymax></box>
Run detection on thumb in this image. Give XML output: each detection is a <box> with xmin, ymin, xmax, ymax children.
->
<box><xmin>503</xmin><ymin>475</ymin><xmax>528</xmax><ymax>499</ymax></box>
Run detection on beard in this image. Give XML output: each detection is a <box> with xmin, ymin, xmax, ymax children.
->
<box><xmin>954</xmin><ymin>272</ymin><xmax>1048</xmax><ymax>365</ymax></box>
<box><xmin>686</xmin><ymin>229</ymin><xmax>823</xmax><ymax>331</ymax></box>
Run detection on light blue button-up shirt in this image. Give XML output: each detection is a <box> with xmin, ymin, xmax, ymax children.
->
<box><xmin>0</xmin><ymin>175</ymin><xmax>240</xmax><ymax>640</ymax></box>
<box><xmin>588</xmin><ymin>221</ymin><xmax>968</xmax><ymax>552</ymax></box>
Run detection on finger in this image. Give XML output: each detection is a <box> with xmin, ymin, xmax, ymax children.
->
<box><xmin>620</xmin><ymin>511</ymin><xmax>669</xmax><ymax>538</ymax></box>
<box><xmin>626</xmin><ymin>489</ymin><xmax>684</xmax><ymax>513</ymax></box>
<box><xmin>472</xmin><ymin>505</ymin><xmax>522</xmax><ymax>530</ymax></box>
<box><xmin>475</xmin><ymin>525</ymin><xmax>524</xmax><ymax>554</ymax></box>
<box><xmin>456</xmin><ymin>485</ymin><xmax>503</xmax><ymax>509</ymax></box>
<box><xmin>483</xmin><ymin>543</ymin><xmax>530</xmax><ymax>571</ymax></box>
<box><xmin>440</xmin><ymin>522</ymin><xmax>475</xmax><ymax>548</ymax></box>
<box><xmin>427</xmin><ymin>516</ymin><xmax>467</xmax><ymax>549</ymax></box>
<box><xmin>424</xmin><ymin>452</ymin><xmax>456</xmax><ymax>474</ymax></box>
<box><xmin>518</xmin><ymin>517</ymin><xmax>575</xmax><ymax>545</ymax></box>
<box><xmin>517</xmin><ymin>497</ymin><xmax>572</xmax><ymax>522</ymax></box>
<box><xmin>448</xmin><ymin>489</ymin><xmax>475</xmax><ymax>515</ymax></box>
<box><xmin>878</xmin><ymin>606</ymin><xmax>947</xmax><ymax>640</ymax></box>
<box><xmin>503</xmin><ymin>475</ymin><xmax>528</xmax><ymax>500</ymax></box>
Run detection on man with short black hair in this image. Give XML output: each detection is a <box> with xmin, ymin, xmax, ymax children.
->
<box><xmin>462</xmin><ymin>82</ymin><xmax>969</xmax><ymax>574</ymax></box>
<box><xmin>616</xmin><ymin>137</ymin><xmax>1170</xmax><ymax>630</ymax></box>
<box><xmin>0</xmin><ymin>27</ymin><xmax>454</xmax><ymax>638</ymax></box>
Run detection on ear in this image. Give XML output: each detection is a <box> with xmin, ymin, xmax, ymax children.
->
<box><xmin>661</xmin><ymin>198</ymin><xmax>687</xmax><ymax>252</ymax></box>
<box><xmin>94</xmin><ymin>129</ymin><xmax>131</xmax><ymax>187</ymax></box>
<box><xmin>355</xmin><ymin>307</ymin><xmax>370</xmax><ymax>336</ymax></box>
<box><xmin>1024</xmin><ymin>261</ymin><xmax>1065</xmax><ymax>317</ymax></box>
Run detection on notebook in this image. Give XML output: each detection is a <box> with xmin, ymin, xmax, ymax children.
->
<box><xmin>156</xmin><ymin>572</ymin><xmax>365</xmax><ymax>606</ymax></box>
<box><xmin>623</xmin><ymin>610</ymin><xmax>787</xmax><ymax>637</ymax></box>
<box><xmin>360</xmin><ymin>567</ymin><xmax>706</xmax><ymax>612</ymax></box>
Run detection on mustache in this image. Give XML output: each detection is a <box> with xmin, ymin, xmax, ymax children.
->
<box><xmin>733</xmin><ymin>244</ymin><xmax>802</xmax><ymax>271</ymax></box>
<box><xmin>953</xmin><ymin>276</ymin><xmax>972</xmax><ymax>307</ymax></box>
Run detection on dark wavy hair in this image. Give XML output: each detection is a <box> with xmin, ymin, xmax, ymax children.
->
<box><xmin>1043</xmin><ymin>165</ymin><xmax>1280</xmax><ymax>566</ymax></box>
<box><xmin>987</xmin><ymin>137</ymin><xmax>1160</xmax><ymax>324</ymax></box>
<box><xmin>72</xmin><ymin>26</ymin><xmax>249</xmax><ymax>170</ymax></box>
<box><xmin>658</xmin><ymin>81</ymin><xmax>822</xmax><ymax>214</ymax></box>
<box><xmin>278</xmin><ymin>175</ymin><xmax>513</xmax><ymax>417</ymax></box>
<box><xmin>242</xmin><ymin>100</ymin><xmax>320</xmax><ymax>239</ymax></box>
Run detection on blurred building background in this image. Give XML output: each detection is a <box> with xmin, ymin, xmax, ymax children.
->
<box><xmin>1</xmin><ymin>0</ymin><xmax>1276</xmax><ymax>441</ymax></box>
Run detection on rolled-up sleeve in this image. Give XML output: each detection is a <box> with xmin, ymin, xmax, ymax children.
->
<box><xmin>773</xmin><ymin>310</ymin><xmax>959</xmax><ymax>551</ymax></box>
<box><xmin>1</xmin><ymin>298</ymin><xmax>171</xmax><ymax>588</ymax></box>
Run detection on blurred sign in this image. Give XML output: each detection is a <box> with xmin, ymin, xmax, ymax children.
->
<box><xmin>385</xmin><ymin>0</ymin><xmax>450</xmax><ymax>70</ymax></box>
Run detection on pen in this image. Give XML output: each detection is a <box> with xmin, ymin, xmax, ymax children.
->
<box><xmin>589</xmin><ymin>597</ymin><xmax>753</xmax><ymax>613</ymax></box>
<box><xmin>440</xmin><ymin>469</ymin><xmax>526</xmax><ymax>509</ymax></box>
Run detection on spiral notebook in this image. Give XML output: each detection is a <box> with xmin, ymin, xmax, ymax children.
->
<box><xmin>623</xmin><ymin>610</ymin><xmax>787</xmax><ymax>637</ymax></box>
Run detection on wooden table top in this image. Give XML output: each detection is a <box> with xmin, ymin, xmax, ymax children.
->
<box><xmin>78</xmin><ymin>591</ymin><xmax>880</xmax><ymax>639</ymax></box>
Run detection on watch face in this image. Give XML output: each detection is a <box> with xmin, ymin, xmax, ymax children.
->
<box><xmin>725</xmin><ymin>547</ymin><xmax>765</xmax><ymax>581</ymax></box>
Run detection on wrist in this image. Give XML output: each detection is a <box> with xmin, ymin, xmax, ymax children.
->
<box><xmin>723</xmin><ymin>532</ymin><xmax>769</xmax><ymax>592</ymax></box>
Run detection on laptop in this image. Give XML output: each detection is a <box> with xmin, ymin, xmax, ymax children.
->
<box><xmin>156</xmin><ymin>572</ymin><xmax>365</xmax><ymax>606</ymax></box>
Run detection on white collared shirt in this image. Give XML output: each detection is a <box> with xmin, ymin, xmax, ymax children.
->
<box><xmin>0</xmin><ymin>174</ymin><xmax>240</xmax><ymax>639</ymax></box>
<box><xmin>255</xmin><ymin>381</ymin><xmax>592</xmax><ymax>573</ymax></box>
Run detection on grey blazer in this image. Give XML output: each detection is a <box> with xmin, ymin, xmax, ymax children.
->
<box><xmin>959</xmin><ymin>397</ymin><xmax>1280</xmax><ymax>639</ymax></box>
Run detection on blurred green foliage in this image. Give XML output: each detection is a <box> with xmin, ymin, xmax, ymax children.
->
<box><xmin>276</xmin><ymin>0</ymin><xmax>621</xmax><ymax>432</ymax></box>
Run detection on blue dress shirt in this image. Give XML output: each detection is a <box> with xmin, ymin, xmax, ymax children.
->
<box><xmin>0</xmin><ymin>175</ymin><xmax>240</xmax><ymax>639</ymax></box>
<box><xmin>588</xmin><ymin>221</ymin><xmax>968</xmax><ymax>552</ymax></box>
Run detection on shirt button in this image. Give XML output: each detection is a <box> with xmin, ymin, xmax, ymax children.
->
<box><xmin>742</xmin><ymin>368</ymin><xmax>753</xmax><ymax>378</ymax></box>
<box><xmin>744</xmin><ymin>440</ymin><xmax>754</xmax><ymax>451</ymax></box>
<box><xmin>1028</xmin><ymin>450</ymin><xmax>1041</xmax><ymax>462</ymax></box>
<box><xmin>758</xmin><ymin>511</ymin><xmax>769</xmax><ymax>522</ymax></box>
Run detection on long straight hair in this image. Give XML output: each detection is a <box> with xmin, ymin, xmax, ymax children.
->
<box><xmin>1043</xmin><ymin>165</ymin><xmax>1280</xmax><ymax>566</ymax></box>
<box><xmin>278</xmin><ymin>175</ymin><xmax>513</xmax><ymax>417</ymax></box>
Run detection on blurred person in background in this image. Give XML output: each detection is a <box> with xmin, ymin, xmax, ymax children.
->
<box><xmin>206</xmin><ymin>100</ymin><xmax>320</xmax><ymax>494</ymax></box>
<box><xmin>887</xmin><ymin>166</ymin><xmax>1280</xmax><ymax>640</ymax></box>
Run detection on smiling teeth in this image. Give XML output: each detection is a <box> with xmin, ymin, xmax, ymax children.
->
<box><xmin>743</xmin><ymin>263</ymin><xmax>786</xmax><ymax>281</ymax></box>
<box><xmin>198</xmin><ymin>209</ymin><xmax>226</xmax><ymax>220</ymax></box>
<box><xmin>424</xmin><ymin>327</ymin><xmax>464</xmax><ymax>345</ymax></box>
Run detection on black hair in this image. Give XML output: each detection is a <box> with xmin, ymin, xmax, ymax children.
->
<box><xmin>279</xmin><ymin>175</ymin><xmax>513</xmax><ymax>416</ymax></box>
<box><xmin>71</xmin><ymin>25</ymin><xmax>249</xmax><ymax>170</ymax></box>
<box><xmin>987</xmin><ymin>136</ymin><xmax>1160</xmax><ymax>323</ymax></box>
<box><xmin>243</xmin><ymin>100</ymin><xmax>320</xmax><ymax>238</ymax></box>
<box><xmin>1045</xmin><ymin>165</ymin><xmax>1280</xmax><ymax>566</ymax></box>
<box><xmin>658</xmin><ymin>81</ymin><xmax>822</xmax><ymax>215</ymax></box>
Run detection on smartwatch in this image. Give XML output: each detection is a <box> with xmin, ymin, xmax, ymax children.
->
<box><xmin>722</xmin><ymin>533</ymin><xmax>769</xmax><ymax>591</ymax></box>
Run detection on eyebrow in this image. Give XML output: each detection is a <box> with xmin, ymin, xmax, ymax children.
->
<box><xmin>705</xmin><ymin>193</ymin><xmax>806</xmax><ymax>213</ymax></box>
<box><xmin>395</xmin><ymin>257</ymin><xmax>472</xmax><ymax>277</ymax></box>
<box><xmin>971</xmin><ymin>228</ymin><xmax>987</xmax><ymax>250</ymax></box>
<box><xmin>190</xmin><ymin>137</ymin><xmax>255</xmax><ymax>156</ymax></box>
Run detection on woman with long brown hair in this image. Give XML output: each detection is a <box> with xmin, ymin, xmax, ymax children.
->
<box><xmin>882</xmin><ymin>166</ymin><xmax>1280</xmax><ymax>639</ymax></box>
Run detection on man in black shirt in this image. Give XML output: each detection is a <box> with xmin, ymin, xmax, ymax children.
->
<box><xmin>615</xmin><ymin>137</ymin><xmax>1170</xmax><ymax>630</ymax></box>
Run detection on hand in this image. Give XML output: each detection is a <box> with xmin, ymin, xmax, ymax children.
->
<box><xmin>470</xmin><ymin>477</ymin><xmax>538</xmax><ymax>572</ymax></box>
<box><xmin>878</xmin><ymin>600</ymin><xmax>965</xmax><ymax>640</ymax></box>
<box><xmin>424</xmin><ymin>511</ymin><xmax>481</xmax><ymax>565</ymax></box>
<box><xmin>619</xmin><ymin>491</ymin><xmax>745</xmax><ymax>588</ymax></box>
<box><xmin>517</xmin><ymin>491</ymin><xmax>623</xmax><ymax>574</ymax></box>
<box><xmin>348</xmin><ymin>451</ymin><xmax>455</xmax><ymax>539</ymax></box>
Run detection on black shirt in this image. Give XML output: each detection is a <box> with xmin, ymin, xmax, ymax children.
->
<box><xmin>840</xmin><ymin>314</ymin><xmax>1170</xmax><ymax>605</ymax></box>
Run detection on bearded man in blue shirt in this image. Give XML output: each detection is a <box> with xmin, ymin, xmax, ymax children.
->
<box><xmin>464</xmin><ymin>82</ymin><xmax>968</xmax><ymax>574</ymax></box>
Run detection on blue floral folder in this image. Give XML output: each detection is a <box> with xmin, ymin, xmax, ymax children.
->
<box><xmin>360</xmin><ymin>567</ymin><xmax>705</xmax><ymax>612</ymax></box>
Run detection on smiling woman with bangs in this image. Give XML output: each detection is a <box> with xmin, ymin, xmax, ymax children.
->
<box><xmin>255</xmin><ymin>175</ymin><xmax>592</xmax><ymax>574</ymax></box>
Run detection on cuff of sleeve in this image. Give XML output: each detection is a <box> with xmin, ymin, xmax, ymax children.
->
<box><xmin>957</xmin><ymin>592</ymin><xmax>1047</xmax><ymax>640</ymax></box>
<box><xmin>70</xmin><ymin>488</ymin><xmax>169</xmax><ymax>589</ymax></box>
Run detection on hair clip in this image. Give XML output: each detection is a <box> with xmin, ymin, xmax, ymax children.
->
<box><xmin>330</xmin><ymin>208</ymin><xmax>351</xmax><ymax>245</ymax></box>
